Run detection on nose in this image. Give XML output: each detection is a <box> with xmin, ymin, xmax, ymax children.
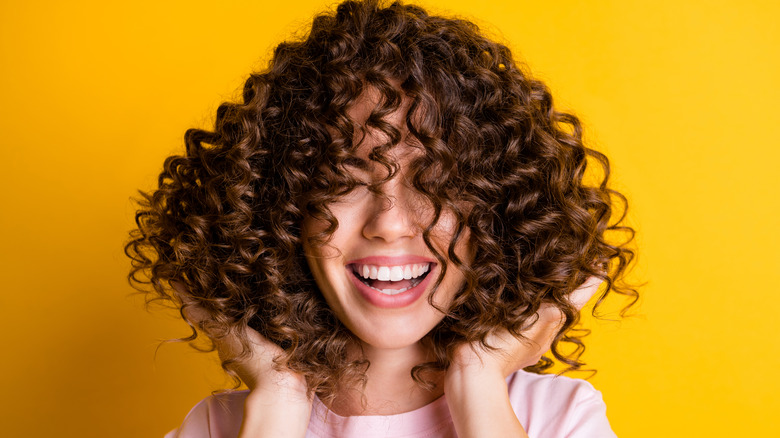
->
<box><xmin>361</xmin><ymin>176</ymin><xmax>420</xmax><ymax>243</ymax></box>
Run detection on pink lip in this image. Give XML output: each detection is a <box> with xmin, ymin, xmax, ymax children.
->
<box><xmin>346</xmin><ymin>256</ymin><xmax>437</xmax><ymax>309</ymax></box>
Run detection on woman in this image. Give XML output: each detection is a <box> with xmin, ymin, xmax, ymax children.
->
<box><xmin>127</xmin><ymin>1</ymin><xmax>636</xmax><ymax>436</ymax></box>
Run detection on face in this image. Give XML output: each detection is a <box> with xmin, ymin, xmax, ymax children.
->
<box><xmin>302</xmin><ymin>88</ymin><xmax>471</xmax><ymax>351</ymax></box>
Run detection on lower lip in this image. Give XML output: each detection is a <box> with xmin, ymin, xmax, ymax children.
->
<box><xmin>347</xmin><ymin>266</ymin><xmax>436</xmax><ymax>309</ymax></box>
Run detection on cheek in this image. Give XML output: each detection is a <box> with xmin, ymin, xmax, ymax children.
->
<box><xmin>429</xmin><ymin>208</ymin><xmax>473</xmax><ymax>262</ymax></box>
<box><xmin>301</xmin><ymin>213</ymin><xmax>354</xmax><ymax>289</ymax></box>
<box><xmin>429</xmin><ymin>215</ymin><xmax>473</xmax><ymax>303</ymax></box>
<box><xmin>301</xmin><ymin>209</ymin><xmax>342</xmax><ymax>258</ymax></box>
<box><xmin>300</xmin><ymin>218</ymin><xmax>335</xmax><ymax>289</ymax></box>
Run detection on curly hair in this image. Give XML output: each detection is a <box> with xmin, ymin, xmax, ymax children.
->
<box><xmin>126</xmin><ymin>0</ymin><xmax>637</xmax><ymax>402</ymax></box>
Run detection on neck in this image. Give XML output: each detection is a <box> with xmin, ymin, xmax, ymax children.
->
<box><xmin>328</xmin><ymin>341</ymin><xmax>444</xmax><ymax>416</ymax></box>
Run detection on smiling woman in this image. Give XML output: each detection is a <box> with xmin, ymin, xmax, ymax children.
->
<box><xmin>302</xmin><ymin>89</ymin><xmax>473</xmax><ymax>356</ymax></box>
<box><xmin>125</xmin><ymin>0</ymin><xmax>637</xmax><ymax>436</ymax></box>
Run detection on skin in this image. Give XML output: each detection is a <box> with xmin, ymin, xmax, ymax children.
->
<box><xmin>180</xmin><ymin>87</ymin><xmax>603</xmax><ymax>437</ymax></box>
<box><xmin>300</xmin><ymin>88</ymin><xmax>471</xmax><ymax>415</ymax></box>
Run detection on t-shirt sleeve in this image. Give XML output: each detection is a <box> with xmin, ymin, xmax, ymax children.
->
<box><xmin>507</xmin><ymin>372</ymin><xmax>618</xmax><ymax>438</ymax></box>
<box><xmin>558</xmin><ymin>385</ymin><xmax>617</xmax><ymax>438</ymax></box>
<box><xmin>164</xmin><ymin>391</ymin><xmax>247</xmax><ymax>438</ymax></box>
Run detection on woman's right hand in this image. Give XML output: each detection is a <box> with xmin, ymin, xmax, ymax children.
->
<box><xmin>174</xmin><ymin>283</ymin><xmax>312</xmax><ymax>438</ymax></box>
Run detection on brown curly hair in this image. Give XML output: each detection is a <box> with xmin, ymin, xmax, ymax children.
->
<box><xmin>126</xmin><ymin>0</ymin><xmax>637</xmax><ymax>402</ymax></box>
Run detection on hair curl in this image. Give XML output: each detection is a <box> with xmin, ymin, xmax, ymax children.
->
<box><xmin>126</xmin><ymin>0</ymin><xmax>637</xmax><ymax>403</ymax></box>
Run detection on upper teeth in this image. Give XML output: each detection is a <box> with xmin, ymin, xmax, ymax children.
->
<box><xmin>354</xmin><ymin>263</ymin><xmax>430</xmax><ymax>281</ymax></box>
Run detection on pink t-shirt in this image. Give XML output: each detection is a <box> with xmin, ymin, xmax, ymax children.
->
<box><xmin>166</xmin><ymin>370</ymin><xmax>617</xmax><ymax>437</ymax></box>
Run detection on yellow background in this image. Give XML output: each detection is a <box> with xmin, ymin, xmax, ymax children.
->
<box><xmin>1</xmin><ymin>0</ymin><xmax>778</xmax><ymax>436</ymax></box>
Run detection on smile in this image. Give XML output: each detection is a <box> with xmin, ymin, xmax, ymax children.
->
<box><xmin>349</xmin><ymin>263</ymin><xmax>432</xmax><ymax>295</ymax></box>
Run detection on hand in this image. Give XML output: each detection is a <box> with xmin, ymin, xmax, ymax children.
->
<box><xmin>172</xmin><ymin>282</ymin><xmax>305</xmax><ymax>393</ymax></box>
<box><xmin>172</xmin><ymin>283</ymin><xmax>312</xmax><ymax>438</ymax></box>
<box><xmin>448</xmin><ymin>276</ymin><xmax>603</xmax><ymax>378</ymax></box>
<box><xmin>442</xmin><ymin>277</ymin><xmax>603</xmax><ymax>438</ymax></box>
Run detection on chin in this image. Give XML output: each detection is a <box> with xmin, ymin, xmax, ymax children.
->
<box><xmin>343</xmin><ymin>310</ymin><xmax>444</xmax><ymax>351</ymax></box>
<box><xmin>356</xmin><ymin>331</ymin><xmax>429</xmax><ymax>350</ymax></box>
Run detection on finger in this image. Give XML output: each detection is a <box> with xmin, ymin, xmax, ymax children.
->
<box><xmin>170</xmin><ymin>281</ymin><xmax>211</xmax><ymax>322</ymax></box>
<box><xmin>508</xmin><ymin>278</ymin><xmax>604</xmax><ymax>369</ymax></box>
<box><xmin>170</xmin><ymin>281</ymin><xmax>284</xmax><ymax>361</ymax></box>
<box><xmin>527</xmin><ymin>277</ymin><xmax>603</xmax><ymax>335</ymax></box>
<box><xmin>568</xmin><ymin>276</ymin><xmax>603</xmax><ymax>311</ymax></box>
<box><xmin>510</xmin><ymin>304</ymin><xmax>563</xmax><ymax>357</ymax></box>
<box><xmin>530</xmin><ymin>304</ymin><xmax>567</xmax><ymax>337</ymax></box>
<box><xmin>529</xmin><ymin>277</ymin><xmax>604</xmax><ymax>345</ymax></box>
<box><xmin>523</xmin><ymin>277</ymin><xmax>603</xmax><ymax>337</ymax></box>
<box><xmin>170</xmin><ymin>281</ymin><xmax>246</xmax><ymax>355</ymax></box>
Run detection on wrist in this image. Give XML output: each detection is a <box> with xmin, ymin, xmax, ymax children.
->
<box><xmin>247</xmin><ymin>372</ymin><xmax>312</xmax><ymax>408</ymax></box>
<box><xmin>443</xmin><ymin>367</ymin><xmax>527</xmax><ymax>438</ymax></box>
<box><xmin>444</xmin><ymin>365</ymin><xmax>506</xmax><ymax>400</ymax></box>
<box><xmin>240</xmin><ymin>389</ymin><xmax>312</xmax><ymax>438</ymax></box>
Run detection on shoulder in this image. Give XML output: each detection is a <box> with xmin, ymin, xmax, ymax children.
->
<box><xmin>507</xmin><ymin>371</ymin><xmax>617</xmax><ymax>438</ymax></box>
<box><xmin>165</xmin><ymin>390</ymin><xmax>249</xmax><ymax>438</ymax></box>
<box><xmin>506</xmin><ymin>370</ymin><xmax>603</xmax><ymax>405</ymax></box>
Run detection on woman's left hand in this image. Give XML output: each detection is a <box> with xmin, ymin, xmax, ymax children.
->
<box><xmin>443</xmin><ymin>277</ymin><xmax>603</xmax><ymax>438</ymax></box>
<box><xmin>449</xmin><ymin>276</ymin><xmax>602</xmax><ymax>377</ymax></box>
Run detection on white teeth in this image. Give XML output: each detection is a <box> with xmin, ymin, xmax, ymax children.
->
<box><xmin>377</xmin><ymin>286</ymin><xmax>411</xmax><ymax>295</ymax></box>
<box><xmin>390</xmin><ymin>266</ymin><xmax>404</xmax><ymax>281</ymax></box>
<box><xmin>352</xmin><ymin>262</ymin><xmax>431</xmax><ymax>281</ymax></box>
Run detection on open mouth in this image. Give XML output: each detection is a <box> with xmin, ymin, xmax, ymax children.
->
<box><xmin>348</xmin><ymin>262</ymin><xmax>433</xmax><ymax>295</ymax></box>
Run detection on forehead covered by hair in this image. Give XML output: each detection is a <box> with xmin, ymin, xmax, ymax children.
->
<box><xmin>237</xmin><ymin>0</ymin><xmax>531</xmax><ymax>203</ymax></box>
